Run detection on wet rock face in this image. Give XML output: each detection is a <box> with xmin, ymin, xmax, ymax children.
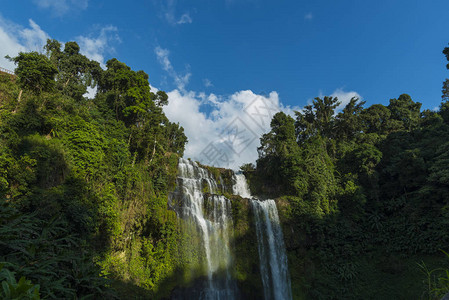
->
<box><xmin>233</xmin><ymin>172</ymin><xmax>293</xmax><ymax>300</ymax></box>
<box><xmin>169</xmin><ymin>158</ymin><xmax>238</xmax><ymax>299</ymax></box>
<box><xmin>169</xmin><ymin>159</ymin><xmax>292</xmax><ymax>300</ymax></box>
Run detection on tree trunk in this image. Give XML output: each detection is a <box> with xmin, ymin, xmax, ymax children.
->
<box><xmin>149</xmin><ymin>137</ymin><xmax>157</xmax><ymax>164</ymax></box>
<box><xmin>13</xmin><ymin>89</ymin><xmax>23</xmax><ymax>113</ymax></box>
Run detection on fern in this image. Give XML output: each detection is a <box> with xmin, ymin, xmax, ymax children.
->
<box><xmin>0</xmin><ymin>201</ymin><xmax>115</xmax><ymax>299</ymax></box>
<box><xmin>419</xmin><ymin>250</ymin><xmax>449</xmax><ymax>299</ymax></box>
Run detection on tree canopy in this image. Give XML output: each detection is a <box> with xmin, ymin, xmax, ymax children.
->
<box><xmin>1</xmin><ymin>39</ymin><xmax>187</xmax><ymax>299</ymax></box>
<box><xmin>10</xmin><ymin>51</ymin><xmax>58</xmax><ymax>95</ymax></box>
<box><xmin>243</xmin><ymin>42</ymin><xmax>449</xmax><ymax>300</ymax></box>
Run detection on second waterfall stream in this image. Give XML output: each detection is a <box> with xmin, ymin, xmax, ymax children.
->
<box><xmin>171</xmin><ymin>158</ymin><xmax>292</xmax><ymax>300</ymax></box>
<box><xmin>233</xmin><ymin>173</ymin><xmax>292</xmax><ymax>300</ymax></box>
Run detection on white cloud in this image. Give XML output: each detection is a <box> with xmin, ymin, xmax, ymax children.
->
<box><xmin>163</xmin><ymin>87</ymin><xmax>360</xmax><ymax>169</ymax></box>
<box><xmin>203</xmin><ymin>78</ymin><xmax>213</xmax><ymax>88</ymax></box>
<box><xmin>77</xmin><ymin>25</ymin><xmax>121</xmax><ymax>68</ymax></box>
<box><xmin>177</xmin><ymin>13</ymin><xmax>192</xmax><ymax>25</ymax></box>
<box><xmin>164</xmin><ymin>88</ymin><xmax>298</xmax><ymax>169</ymax></box>
<box><xmin>155</xmin><ymin>47</ymin><xmax>171</xmax><ymax>70</ymax></box>
<box><xmin>159</xmin><ymin>0</ymin><xmax>192</xmax><ymax>25</ymax></box>
<box><xmin>0</xmin><ymin>16</ymin><xmax>119</xmax><ymax>72</ymax></box>
<box><xmin>19</xmin><ymin>20</ymin><xmax>50</xmax><ymax>51</ymax></box>
<box><xmin>304</xmin><ymin>12</ymin><xmax>313</xmax><ymax>21</ymax></box>
<box><xmin>85</xmin><ymin>86</ymin><xmax>97</xmax><ymax>99</ymax></box>
<box><xmin>0</xmin><ymin>16</ymin><xmax>120</xmax><ymax>101</ymax></box>
<box><xmin>155</xmin><ymin>46</ymin><xmax>191</xmax><ymax>90</ymax></box>
<box><xmin>33</xmin><ymin>0</ymin><xmax>88</xmax><ymax>16</ymax></box>
<box><xmin>0</xmin><ymin>30</ymin><xmax>25</xmax><ymax>71</ymax></box>
<box><xmin>0</xmin><ymin>17</ymin><xmax>49</xmax><ymax>71</ymax></box>
<box><xmin>330</xmin><ymin>88</ymin><xmax>362</xmax><ymax>111</ymax></box>
<box><xmin>155</xmin><ymin>45</ymin><xmax>301</xmax><ymax>169</ymax></box>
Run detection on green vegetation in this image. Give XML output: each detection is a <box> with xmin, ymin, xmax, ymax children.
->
<box><xmin>245</xmin><ymin>44</ymin><xmax>449</xmax><ymax>299</ymax></box>
<box><xmin>420</xmin><ymin>250</ymin><xmax>449</xmax><ymax>299</ymax></box>
<box><xmin>197</xmin><ymin>162</ymin><xmax>235</xmax><ymax>195</ymax></box>
<box><xmin>0</xmin><ymin>264</ymin><xmax>40</xmax><ymax>300</ymax></box>
<box><xmin>2</xmin><ymin>37</ymin><xmax>449</xmax><ymax>299</ymax></box>
<box><xmin>1</xmin><ymin>39</ymin><xmax>187</xmax><ymax>298</ymax></box>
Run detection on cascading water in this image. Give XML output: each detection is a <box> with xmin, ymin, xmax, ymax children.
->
<box><xmin>232</xmin><ymin>173</ymin><xmax>251</xmax><ymax>199</ymax></box>
<box><xmin>251</xmin><ymin>200</ymin><xmax>292</xmax><ymax>300</ymax></box>
<box><xmin>233</xmin><ymin>173</ymin><xmax>292</xmax><ymax>300</ymax></box>
<box><xmin>171</xmin><ymin>158</ymin><xmax>237</xmax><ymax>299</ymax></box>
<box><xmin>171</xmin><ymin>161</ymin><xmax>291</xmax><ymax>299</ymax></box>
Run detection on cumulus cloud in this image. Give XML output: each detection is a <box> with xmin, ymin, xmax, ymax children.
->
<box><xmin>155</xmin><ymin>45</ymin><xmax>301</xmax><ymax>168</ymax></box>
<box><xmin>162</xmin><ymin>87</ymin><xmax>361</xmax><ymax>169</ymax></box>
<box><xmin>0</xmin><ymin>15</ymin><xmax>119</xmax><ymax>72</ymax></box>
<box><xmin>0</xmin><ymin>16</ymin><xmax>120</xmax><ymax>101</ymax></box>
<box><xmin>155</xmin><ymin>46</ymin><xmax>191</xmax><ymax>90</ymax></box>
<box><xmin>0</xmin><ymin>17</ymin><xmax>49</xmax><ymax>70</ymax></box>
<box><xmin>77</xmin><ymin>25</ymin><xmax>121</xmax><ymax>68</ymax></box>
<box><xmin>19</xmin><ymin>20</ymin><xmax>50</xmax><ymax>51</ymax></box>
<box><xmin>330</xmin><ymin>88</ymin><xmax>363</xmax><ymax>111</ymax></box>
<box><xmin>164</xmin><ymin>88</ymin><xmax>298</xmax><ymax>169</ymax></box>
<box><xmin>33</xmin><ymin>0</ymin><xmax>88</xmax><ymax>16</ymax></box>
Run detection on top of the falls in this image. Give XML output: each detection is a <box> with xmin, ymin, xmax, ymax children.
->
<box><xmin>178</xmin><ymin>158</ymin><xmax>253</xmax><ymax>199</ymax></box>
<box><xmin>178</xmin><ymin>158</ymin><xmax>211</xmax><ymax>179</ymax></box>
<box><xmin>177</xmin><ymin>158</ymin><xmax>221</xmax><ymax>195</ymax></box>
<box><xmin>232</xmin><ymin>173</ymin><xmax>252</xmax><ymax>198</ymax></box>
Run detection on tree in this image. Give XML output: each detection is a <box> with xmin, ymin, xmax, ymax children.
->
<box><xmin>387</xmin><ymin>94</ymin><xmax>422</xmax><ymax>131</ymax></box>
<box><xmin>443</xmin><ymin>80</ymin><xmax>449</xmax><ymax>101</ymax></box>
<box><xmin>342</xmin><ymin>143</ymin><xmax>382</xmax><ymax>176</ymax></box>
<box><xmin>10</xmin><ymin>52</ymin><xmax>58</xmax><ymax>95</ymax></box>
<box><xmin>95</xmin><ymin>58</ymin><xmax>187</xmax><ymax>163</ymax></box>
<box><xmin>295</xmin><ymin>96</ymin><xmax>340</xmax><ymax>143</ymax></box>
<box><xmin>335</xmin><ymin>97</ymin><xmax>365</xmax><ymax>141</ymax></box>
<box><xmin>164</xmin><ymin>121</ymin><xmax>187</xmax><ymax>156</ymax></box>
<box><xmin>443</xmin><ymin>44</ymin><xmax>449</xmax><ymax>101</ymax></box>
<box><xmin>257</xmin><ymin>112</ymin><xmax>301</xmax><ymax>194</ymax></box>
<box><xmin>360</xmin><ymin>104</ymin><xmax>392</xmax><ymax>135</ymax></box>
<box><xmin>45</xmin><ymin>39</ymin><xmax>101</xmax><ymax>101</ymax></box>
<box><xmin>97</xmin><ymin>58</ymin><xmax>152</xmax><ymax>124</ymax></box>
<box><xmin>258</xmin><ymin>111</ymin><xmax>297</xmax><ymax>158</ymax></box>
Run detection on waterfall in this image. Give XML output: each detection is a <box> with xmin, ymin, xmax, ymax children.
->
<box><xmin>232</xmin><ymin>173</ymin><xmax>251</xmax><ymax>198</ymax></box>
<box><xmin>233</xmin><ymin>173</ymin><xmax>292</xmax><ymax>300</ymax></box>
<box><xmin>172</xmin><ymin>158</ymin><xmax>237</xmax><ymax>299</ymax></box>
<box><xmin>251</xmin><ymin>200</ymin><xmax>292</xmax><ymax>300</ymax></box>
<box><xmin>171</xmin><ymin>160</ymin><xmax>291</xmax><ymax>299</ymax></box>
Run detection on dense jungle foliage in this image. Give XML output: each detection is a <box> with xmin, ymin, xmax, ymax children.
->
<box><xmin>243</xmin><ymin>44</ymin><xmax>449</xmax><ymax>299</ymax></box>
<box><xmin>0</xmin><ymin>39</ymin><xmax>187</xmax><ymax>299</ymax></box>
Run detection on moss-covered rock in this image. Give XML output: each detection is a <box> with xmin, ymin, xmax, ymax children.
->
<box><xmin>197</xmin><ymin>162</ymin><xmax>235</xmax><ymax>194</ymax></box>
<box><xmin>228</xmin><ymin>195</ymin><xmax>264</xmax><ymax>299</ymax></box>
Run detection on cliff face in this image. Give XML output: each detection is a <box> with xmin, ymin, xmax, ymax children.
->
<box><xmin>230</xmin><ymin>196</ymin><xmax>264</xmax><ymax>299</ymax></box>
<box><xmin>167</xmin><ymin>160</ymin><xmax>264</xmax><ymax>299</ymax></box>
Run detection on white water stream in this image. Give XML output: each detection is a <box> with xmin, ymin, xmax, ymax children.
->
<box><xmin>173</xmin><ymin>160</ymin><xmax>292</xmax><ymax>299</ymax></box>
<box><xmin>176</xmin><ymin>158</ymin><xmax>236</xmax><ymax>299</ymax></box>
<box><xmin>233</xmin><ymin>173</ymin><xmax>292</xmax><ymax>300</ymax></box>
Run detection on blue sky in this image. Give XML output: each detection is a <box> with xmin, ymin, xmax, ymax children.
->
<box><xmin>1</xmin><ymin>0</ymin><xmax>449</xmax><ymax>168</ymax></box>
